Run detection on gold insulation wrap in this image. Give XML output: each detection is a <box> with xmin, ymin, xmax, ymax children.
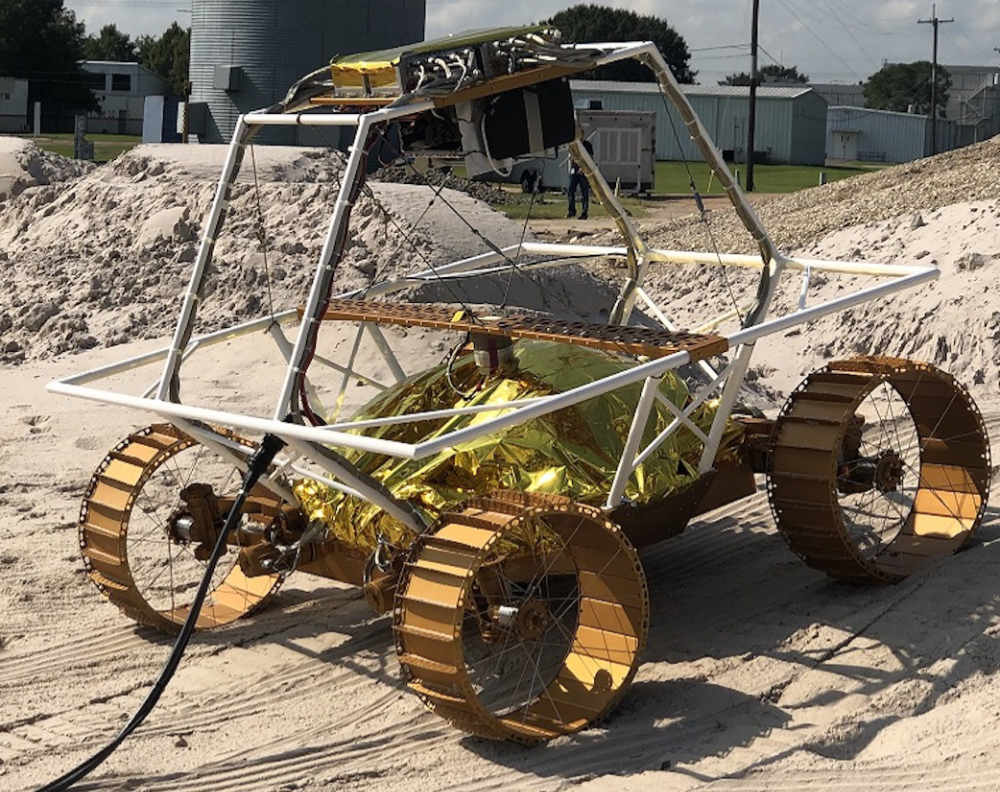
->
<box><xmin>295</xmin><ymin>340</ymin><xmax>741</xmax><ymax>555</ymax></box>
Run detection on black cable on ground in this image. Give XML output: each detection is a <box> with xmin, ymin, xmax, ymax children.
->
<box><xmin>39</xmin><ymin>433</ymin><xmax>288</xmax><ymax>792</ymax></box>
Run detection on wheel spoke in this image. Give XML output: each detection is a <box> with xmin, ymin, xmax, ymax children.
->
<box><xmin>771</xmin><ymin>362</ymin><xmax>988</xmax><ymax>584</ymax></box>
<box><xmin>836</xmin><ymin>381</ymin><xmax>921</xmax><ymax>559</ymax></box>
<box><xmin>118</xmin><ymin>434</ymin><xmax>275</xmax><ymax>622</ymax></box>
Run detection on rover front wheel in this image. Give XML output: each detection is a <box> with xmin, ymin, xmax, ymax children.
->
<box><xmin>395</xmin><ymin>492</ymin><xmax>648</xmax><ymax>743</ymax></box>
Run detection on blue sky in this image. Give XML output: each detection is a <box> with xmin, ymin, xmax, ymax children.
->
<box><xmin>65</xmin><ymin>0</ymin><xmax>1000</xmax><ymax>84</ymax></box>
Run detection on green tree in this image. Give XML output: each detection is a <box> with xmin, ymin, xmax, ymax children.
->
<box><xmin>546</xmin><ymin>4</ymin><xmax>695</xmax><ymax>83</ymax></box>
<box><xmin>0</xmin><ymin>0</ymin><xmax>96</xmax><ymax>111</ymax></box>
<box><xmin>864</xmin><ymin>61</ymin><xmax>951</xmax><ymax>117</ymax></box>
<box><xmin>137</xmin><ymin>22</ymin><xmax>190</xmax><ymax>96</ymax></box>
<box><xmin>722</xmin><ymin>63</ymin><xmax>809</xmax><ymax>86</ymax></box>
<box><xmin>84</xmin><ymin>23</ymin><xmax>136</xmax><ymax>62</ymax></box>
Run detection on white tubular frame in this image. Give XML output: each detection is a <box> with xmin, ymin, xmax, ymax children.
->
<box><xmin>48</xmin><ymin>43</ymin><xmax>939</xmax><ymax>516</ymax></box>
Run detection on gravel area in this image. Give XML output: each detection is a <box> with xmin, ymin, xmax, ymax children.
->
<box><xmin>648</xmin><ymin>134</ymin><xmax>1000</xmax><ymax>255</ymax></box>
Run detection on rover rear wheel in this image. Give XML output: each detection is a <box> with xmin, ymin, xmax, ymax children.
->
<box><xmin>768</xmin><ymin>358</ymin><xmax>991</xmax><ymax>582</ymax></box>
<box><xmin>395</xmin><ymin>492</ymin><xmax>648</xmax><ymax>743</ymax></box>
<box><xmin>79</xmin><ymin>424</ymin><xmax>286</xmax><ymax>633</ymax></box>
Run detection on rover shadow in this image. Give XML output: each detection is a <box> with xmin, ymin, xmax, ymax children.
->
<box><xmin>125</xmin><ymin>581</ymin><xmax>403</xmax><ymax>691</ymax></box>
<box><xmin>637</xmin><ymin>499</ymin><xmax>1000</xmax><ymax>764</ymax></box>
<box><xmin>461</xmin><ymin>677</ymin><xmax>791</xmax><ymax>782</ymax></box>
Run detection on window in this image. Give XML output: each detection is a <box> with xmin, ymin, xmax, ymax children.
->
<box><xmin>84</xmin><ymin>72</ymin><xmax>106</xmax><ymax>91</ymax></box>
<box><xmin>111</xmin><ymin>73</ymin><xmax>131</xmax><ymax>92</ymax></box>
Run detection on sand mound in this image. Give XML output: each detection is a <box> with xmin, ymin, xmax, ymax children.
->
<box><xmin>374</xmin><ymin>163</ymin><xmax>509</xmax><ymax>206</ymax></box>
<box><xmin>0</xmin><ymin>144</ymin><xmax>618</xmax><ymax>365</ymax></box>
<box><xmin>0</xmin><ymin>144</ymin><xmax>413</xmax><ymax>362</ymax></box>
<box><xmin>633</xmin><ymin>198</ymin><xmax>1000</xmax><ymax>400</ymax></box>
<box><xmin>0</xmin><ymin>138</ymin><xmax>94</xmax><ymax>202</ymax></box>
<box><xmin>538</xmin><ymin>134</ymin><xmax>1000</xmax><ymax>402</ymax></box>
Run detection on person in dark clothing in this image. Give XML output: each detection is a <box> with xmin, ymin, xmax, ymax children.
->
<box><xmin>567</xmin><ymin>139</ymin><xmax>594</xmax><ymax>220</ymax></box>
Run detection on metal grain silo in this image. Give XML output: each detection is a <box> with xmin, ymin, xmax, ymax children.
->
<box><xmin>190</xmin><ymin>0</ymin><xmax>426</xmax><ymax>143</ymax></box>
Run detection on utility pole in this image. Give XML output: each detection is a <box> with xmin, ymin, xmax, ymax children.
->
<box><xmin>918</xmin><ymin>3</ymin><xmax>954</xmax><ymax>156</ymax></box>
<box><xmin>746</xmin><ymin>0</ymin><xmax>760</xmax><ymax>191</ymax></box>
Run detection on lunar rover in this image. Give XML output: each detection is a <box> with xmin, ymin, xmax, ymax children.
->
<box><xmin>48</xmin><ymin>28</ymin><xmax>992</xmax><ymax>745</ymax></box>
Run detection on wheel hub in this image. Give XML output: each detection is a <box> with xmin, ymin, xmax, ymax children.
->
<box><xmin>167</xmin><ymin>513</ymin><xmax>196</xmax><ymax>543</ymax></box>
<box><xmin>167</xmin><ymin>483</ymin><xmax>221</xmax><ymax>546</ymax></box>
<box><xmin>492</xmin><ymin>598</ymin><xmax>552</xmax><ymax>641</ymax></box>
<box><xmin>515</xmin><ymin>599</ymin><xmax>553</xmax><ymax>640</ymax></box>
<box><xmin>874</xmin><ymin>450</ymin><xmax>905</xmax><ymax>494</ymax></box>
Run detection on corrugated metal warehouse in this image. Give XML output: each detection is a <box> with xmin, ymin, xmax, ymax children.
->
<box><xmin>189</xmin><ymin>0</ymin><xmax>426</xmax><ymax>143</ymax></box>
<box><xmin>569</xmin><ymin>81</ymin><xmax>828</xmax><ymax>165</ymax></box>
<box><xmin>827</xmin><ymin>106</ymin><xmax>958</xmax><ymax>164</ymax></box>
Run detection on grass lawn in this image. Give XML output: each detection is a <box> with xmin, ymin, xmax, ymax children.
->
<box><xmin>13</xmin><ymin>132</ymin><xmax>141</xmax><ymax>163</ymax></box>
<box><xmin>495</xmin><ymin>159</ymin><xmax>888</xmax><ymax>219</ymax></box>
<box><xmin>497</xmin><ymin>160</ymin><xmax>886</xmax><ymax>219</ymax></box>
<box><xmin>500</xmin><ymin>191</ymin><xmax>648</xmax><ymax>220</ymax></box>
<box><xmin>654</xmin><ymin>160</ymin><xmax>885</xmax><ymax>195</ymax></box>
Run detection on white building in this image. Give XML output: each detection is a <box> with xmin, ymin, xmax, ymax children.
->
<box><xmin>943</xmin><ymin>64</ymin><xmax>1000</xmax><ymax>123</ymax></box>
<box><xmin>80</xmin><ymin>61</ymin><xmax>167</xmax><ymax>136</ymax></box>
<box><xmin>568</xmin><ymin>81</ymin><xmax>828</xmax><ymax>165</ymax></box>
<box><xmin>827</xmin><ymin>106</ymin><xmax>958</xmax><ymax>164</ymax></box>
<box><xmin>0</xmin><ymin>76</ymin><xmax>29</xmax><ymax>133</ymax></box>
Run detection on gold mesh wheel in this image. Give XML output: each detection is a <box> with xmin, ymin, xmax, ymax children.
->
<box><xmin>394</xmin><ymin>492</ymin><xmax>649</xmax><ymax>743</ymax></box>
<box><xmin>79</xmin><ymin>424</ymin><xmax>284</xmax><ymax>634</ymax></box>
<box><xmin>769</xmin><ymin>358</ymin><xmax>992</xmax><ymax>582</ymax></box>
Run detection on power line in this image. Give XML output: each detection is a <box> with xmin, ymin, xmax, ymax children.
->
<box><xmin>691</xmin><ymin>44</ymin><xmax>750</xmax><ymax>52</ymax></box>
<box><xmin>812</xmin><ymin>0</ymin><xmax>882</xmax><ymax>73</ymax></box>
<box><xmin>774</xmin><ymin>0</ymin><xmax>866</xmax><ymax>83</ymax></box>
<box><xmin>918</xmin><ymin>3</ymin><xmax>955</xmax><ymax>156</ymax></box>
<box><xmin>693</xmin><ymin>53</ymin><xmax>757</xmax><ymax>61</ymax></box>
<box><xmin>756</xmin><ymin>44</ymin><xmax>782</xmax><ymax>66</ymax></box>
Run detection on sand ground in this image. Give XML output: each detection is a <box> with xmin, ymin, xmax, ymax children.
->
<box><xmin>2</xmin><ymin>325</ymin><xmax>999</xmax><ymax>792</ymax></box>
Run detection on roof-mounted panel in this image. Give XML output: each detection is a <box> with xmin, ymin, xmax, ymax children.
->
<box><xmin>325</xmin><ymin>26</ymin><xmax>598</xmax><ymax>109</ymax></box>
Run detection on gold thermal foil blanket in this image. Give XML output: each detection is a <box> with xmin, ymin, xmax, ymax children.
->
<box><xmin>294</xmin><ymin>341</ymin><xmax>739</xmax><ymax>554</ymax></box>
